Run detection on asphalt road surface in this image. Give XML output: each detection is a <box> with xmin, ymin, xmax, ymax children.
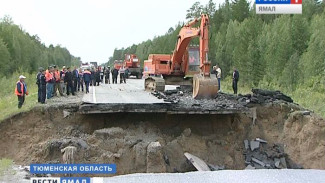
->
<box><xmin>99</xmin><ymin>170</ymin><xmax>325</xmax><ymax>183</ymax></box>
<box><xmin>82</xmin><ymin>78</ymin><xmax>176</xmax><ymax>104</ymax></box>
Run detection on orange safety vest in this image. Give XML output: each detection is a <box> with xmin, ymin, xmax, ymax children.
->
<box><xmin>45</xmin><ymin>70</ymin><xmax>53</xmax><ymax>82</ymax></box>
<box><xmin>15</xmin><ymin>81</ymin><xmax>28</xmax><ymax>96</ymax></box>
<box><xmin>54</xmin><ymin>70</ymin><xmax>60</xmax><ymax>81</ymax></box>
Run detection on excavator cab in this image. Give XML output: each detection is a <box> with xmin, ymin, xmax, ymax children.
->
<box><xmin>187</xmin><ymin>46</ymin><xmax>200</xmax><ymax>74</ymax></box>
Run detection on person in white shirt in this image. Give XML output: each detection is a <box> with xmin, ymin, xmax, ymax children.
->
<box><xmin>119</xmin><ymin>67</ymin><xmax>126</xmax><ymax>84</ymax></box>
<box><xmin>216</xmin><ymin>65</ymin><xmax>221</xmax><ymax>91</ymax></box>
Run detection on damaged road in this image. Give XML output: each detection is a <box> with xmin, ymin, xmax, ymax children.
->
<box><xmin>0</xmin><ymin>78</ymin><xmax>325</xmax><ymax>182</ymax></box>
<box><xmin>79</xmin><ymin>79</ymin><xmax>249</xmax><ymax>114</ymax></box>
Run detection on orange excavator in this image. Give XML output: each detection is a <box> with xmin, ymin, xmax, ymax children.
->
<box><xmin>144</xmin><ymin>14</ymin><xmax>218</xmax><ymax>99</ymax></box>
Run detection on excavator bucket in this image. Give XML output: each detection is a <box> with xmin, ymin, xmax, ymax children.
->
<box><xmin>193</xmin><ymin>74</ymin><xmax>218</xmax><ymax>99</ymax></box>
<box><xmin>145</xmin><ymin>76</ymin><xmax>165</xmax><ymax>92</ymax></box>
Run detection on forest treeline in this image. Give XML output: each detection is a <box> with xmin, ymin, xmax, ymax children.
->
<box><xmin>110</xmin><ymin>0</ymin><xmax>325</xmax><ymax>93</ymax></box>
<box><xmin>0</xmin><ymin>16</ymin><xmax>80</xmax><ymax>77</ymax></box>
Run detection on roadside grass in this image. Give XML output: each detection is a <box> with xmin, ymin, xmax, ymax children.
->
<box><xmin>221</xmin><ymin>76</ymin><xmax>325</xmax><ymax>118</ymax></box>
<box><xmin>220</xmin><ymin>77</ymin><xmax>251</xmax><ymax>95</ymax></box>
<box><xmin>290</xmin><ymin>88</ymin><xmax>325</xmax><ymax>118</ymax></box>
<box><xmin>0</xmin><ymin>72</ymin><xmax>38</xmax><ymax>122</ymax></box>
<box><xmin>0</xmin><ymin>158</ymin><xmax>13</xmax><ymax>176</ymax></box>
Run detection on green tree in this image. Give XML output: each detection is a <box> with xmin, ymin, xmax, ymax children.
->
<box><xmin>0</xmin><ymin>15</ymin><xmax>80</xmax><ymax>76</ymax></box>
<box><xmin>203</xmin><ymin>0</ymin><xmax>216</xmax><ymax>17</ymax></box>
<box><xmin>280</xmin><ymin>52</ymin><xmax>300</xmax><ymax>91</ymax></box>
<box><xmin>0</xmin><ymin>38</ymin><xmax>11</xmax><ymax>75</ymax></box>
<box><xmin>186</xmin><ymin>2</ymin><xmax>203</xmax><ymax>20</ymax></box>
<box><xmin>231</xmin><ymin>0</ymin><xmax>250</xmax><ymax>22</ymax></box>
<box><xmin>300</xmin><ymin>13</ymin><xmax>325</xmax><ymax>83</ymax></box>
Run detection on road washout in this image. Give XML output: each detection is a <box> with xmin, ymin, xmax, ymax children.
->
<box><xmin>0</xmin><ymin>88</ymin><xmax>324</xmax><ymax>180</ymax></box>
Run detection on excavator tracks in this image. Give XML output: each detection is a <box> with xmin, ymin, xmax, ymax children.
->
<box><xmin>145</xmin><ymin>76</ymin><xmax>166</xmax><ymax>92</ymax></box>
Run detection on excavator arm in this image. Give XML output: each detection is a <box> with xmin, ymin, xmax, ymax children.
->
<box><xmin>193</xmin><ymin>14</ymin><xmax>218</xmax><ymax>99</ymax></box>
<box><xmin>171</xmin><ymin>19</ymin><xmax>200</xmax><ymax>71</ymax></box>
<box><xmin>170</xmin><ymin>15</ymin><xmax>211</xmax><ymax>76</ymax></box>
<box><xmin>199</xmin><ymin>14</ymin><xmax>210</xmax><ymax>77</ymax></box>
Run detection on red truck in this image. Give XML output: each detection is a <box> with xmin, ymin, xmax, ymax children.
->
<box><xmin>114</xmin><ymin>60</ymin><xmax>123</xmax><ymax>70</ymax></box>
<box><xmin>124</xmin><ymin>54</ymin><xmax>142</xmax><ymax>79</ymax></box>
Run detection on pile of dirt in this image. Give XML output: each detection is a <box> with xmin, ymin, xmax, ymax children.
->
<box><xmin>151</xmin><ymin>89</ymin><xmax>247</xmax><ymax>111</ymax></box>
<box><xmin>0</xmin><ymin>91</ymin><xmax>324</xmax><ymax>176</ymax></box>
<box><xmin>240</xmin><ymin>89</ymin><xmax>294</xmax><ymax>104</ymax></box>
<box><xmin>152</xmin><ymin>88</ymin><xmax>294</xmax><ymax>107</ymax></box>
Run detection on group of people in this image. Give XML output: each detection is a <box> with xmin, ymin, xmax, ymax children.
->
<box><xmin>111</xmin><ymin>66</ymin><xmax>129</xmax><ymax>84</ymax></box>
<box><xmin>32</xmin><ymin>65</ymin><xmax>130</xmax><ymax>106</ymax></box>
<box><xmin>34</xmin><ymin>65</ymin><xmax>85</xmax><ymax>104</ymax></box>
<box><xmin>15</xmin><ymin>64</ymin><xmax>239</xmax><ymax>109</ymax></box>
<box><xmin>212</xmin><ymin>65</ymin><xmax>240</xmax><ymax>95</ymax></box>
<box><xmin>13</xmin><ymin>65</ymin><xmax>96</xmax><ymax>108</ymax></box>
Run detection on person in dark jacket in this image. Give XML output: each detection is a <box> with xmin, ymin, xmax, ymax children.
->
<box><xmin>78</xmin><ymin>68</ymin><xmax>84</xmax><ymax>92</ymax></box>
<box><xmin>72</xmin><ymin>67</ymin><xmax>79</xmax><ymax>92</ymax></box>
<box><xmin>125</xmin><ymin>68</ymin><xmax>129</xmax><ymax>79</ymax></box>
<box><xmin>112</xmin><ymin>68</ymin><xmax>118</xmax><ymax>84</ymax></box>
<box><xmin>211</xmin><ymin>66</ymin><xmax>217</xmax><ymax>77</ymax></box>
<box><xmin>95</xmin><ymin>69</ymin><xmax>101</xmax><ymax>86</ymax></box>
<box><xmin>39</xmin><ymin>69</ymin><xmax>47</xmax><ymax>104</ymax></box>
<box><xmin>64</xmin><ymin>67</ymin><xmax>75</xmax><ymax>96</ymax></box>
<box><xmin>105</xmin><ymin>67</ymin><xmax>110</xmax><ymax>84</ymax></box>
<box><xmin>232</xmin><ymin>67</ymin><xmax>240</xmax><ymax>95</ymax></box>
<box><xmin>90</xmin><ymin>69</ymin><xmax>95</xmax><ymax>86</ymax></box>
<box><xmin>99</xmin><ymin>67</ymin><xmax>104</xmax><ymax>83</ymax></box>
<box><xmin>36</xmin><ymin>67</ymin><xmax>43</xmax><ymax>103</ymax></box>
<box><xmin>83</xmin><ymin>69</ymin><xmax>92</xmax><ymax>93</ymax></box>
<box><xmin>15</xmin><ymin>75</ymin><xmax>28</xmax><ymax>108</ymax></box>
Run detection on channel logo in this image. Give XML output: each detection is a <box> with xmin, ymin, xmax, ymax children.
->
<box><xmin>256</xmin><ymin>0</ymin><xmax>302</xmax><ymax>14</ymax></box>
<box><xmin>29</xmin><ymin>164</ymin><xmax>114</xmax><ymax>183</ymax></box>
<box><xmin>31</xmin><ymin>177</ymin><xmax>92</xmax><ymax>183</ymax></box>
<box><xmin>31</xmin><ymin>177</ymin><xmax>105</xmax><ymax>183</ymax></box>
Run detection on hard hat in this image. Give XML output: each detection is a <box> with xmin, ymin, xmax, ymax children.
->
<box><xmin>19</xmin><ymin>75</ymin><xmax>26</xmax><ymax>79</ymax></box>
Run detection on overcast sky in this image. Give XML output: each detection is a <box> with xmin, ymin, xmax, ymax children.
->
<box><xmin>0</xmin><ymin>0</ymin><xmax>231</xmax><ymax>64</ymax></box>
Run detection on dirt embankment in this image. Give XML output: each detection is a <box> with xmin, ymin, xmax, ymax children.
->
<box><xmin>0</xmin><ymin>99</ymin><xmax>324</xmax><ymax>175</ymax></box>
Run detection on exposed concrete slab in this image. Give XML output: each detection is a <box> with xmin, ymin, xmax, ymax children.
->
<box><xmin>252</xmin><ymin>157</ymin><xmax>265</xmax><ymax>167</ymax></box>
<box><xmin>274</xmin><ymin>158</ymin><xmax>281</xmax><ymax>168</ymax></box>
<box><xmin>250</xmin><ymin>141</ymin><xmax>260</xmax><ymax>151</ymax></box>
<box><xmin>280</xmin><ymin>157</ymin><xmax>287</xmax><ymax>169</ymax></box>
<box><xmin>245</xmin><ymin>165</ymin><xmax>255</xmax><ymax>170</ymax></box>
<box><xmin>255</xmin><ymin>138</ymin><xmax>267</xmax><ymax>143</ymax></box>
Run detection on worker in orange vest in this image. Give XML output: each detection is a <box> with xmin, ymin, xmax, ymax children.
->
<box><xmin>53</xmin><ymin>65</ymin><xmax>63</xmax><ymax>96</ymax></box>
<box><xmin>15</xmin><ymin>75</ymin><xmax>28</xmax><ymax>109</ymax></box>
<box><xmin>45</xmin><ymin>66</ymin><xmax>55</xmax><ymax>99</ymax></box>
